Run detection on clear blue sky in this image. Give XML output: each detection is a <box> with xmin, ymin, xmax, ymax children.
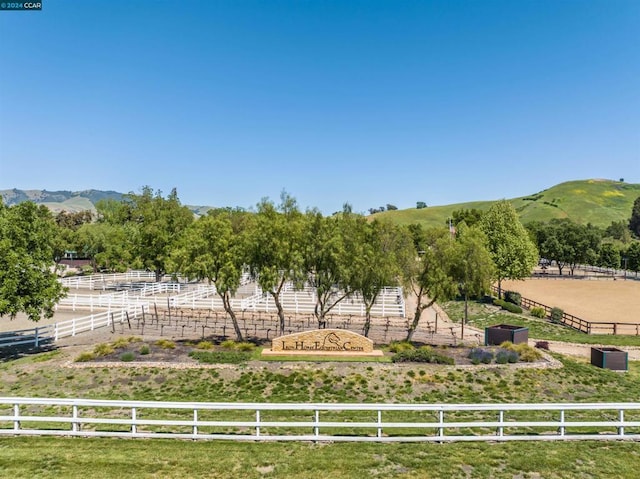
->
<box><xmin>1</xmin><ymin>0</ymin><xmax>638</xmax><ymax>214</ymax></box>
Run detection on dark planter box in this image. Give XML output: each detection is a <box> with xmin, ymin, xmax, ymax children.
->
<box><xmin>591</xmin><ymin>347</ymin><xmax>628</xmax><ymax>371</ymax></box>
<box><xmin>484</xmin><ymin>324</ymin><xmax>529</xmax><ymax>346</ymax></box>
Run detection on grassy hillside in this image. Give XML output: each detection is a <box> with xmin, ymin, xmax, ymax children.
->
<box><xmin>372</xmin><ymin>179</ymin><xmax>640</xmax><ymax>228</ymax></box>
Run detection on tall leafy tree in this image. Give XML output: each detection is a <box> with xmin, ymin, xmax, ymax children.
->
<box><xmin>598</xmin><ymin>243</ymin><xmax>621</xmax><ymax>269</ymax></box>
<box><xmin>480</xmin><ymin>200</ymin><xmax>538</xmax><ymax>297</ymax></box>
<box><xmin>172</xmin><ymin>211</ymin><xmax>247</xmax><ymax>341</ymax></box>
<box><xmin>0</xmin><ymin>201</ymin><xmax>66</xmax><ymax>322</ymax></box>
<box><xmin>247</xmin><ymin>192</ymin><xmax>305</xmax><ymax>334</ymax></box>
<box><xmin>539</xmin><ymin>219</ymin><xmax>601</xmax><ymax>275</ymax></box>
<box><xmin>449</xmin><ymin>225</ymin><xmax>495</xmax><ymax>339</ymax></box>
<box><xmin>302</xmin><ymin>208</ymin><xmax>353</xmax><ymax>327</ymax></box>
<box><xmin>401</xmin><ymin>225</ymin><xmax>458</xmax><ymax>341</ymax></box>
<box><xmin>350</xmin><ymin>220</ymin><xmax>405</xmax><ymax>337</ymax></box>
<box><xmin>125</xmin><ymin>187</ymin><xmax>194</xmax><ymax>281</ymax></box>
<box><xmin>630</xmin><ymin>196</ymin><xmax>640</xmax><ymax>238</ymax></box>
<box><xmin>625</xmin><ymin>242</ymin><xmax>640</xmax><ymax>276</ymax></box>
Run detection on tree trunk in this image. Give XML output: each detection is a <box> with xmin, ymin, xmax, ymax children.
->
<box><xmin>221</xmin><ymin>291</ymin><xmax>243</xmax><ymax>341</ymax></box>
<box><xmin>497</xmin><ymin>278</ymin><xmax>502</xmax><ymax>299</ymax></box>
<box><xmin>155</xmin><ymin>269</ymin><xmax>163</xmax><ymax>282</ymax></box>
<box><xmin>363</xmin><ymin>305</ymin><xmax>372</xmax><ymax>337</ymax></box>
<box><xmin>270</xmin><ymin>291</ymin><xmax>286</xmax><ymax>334</ymax></box>
<box><xmin>461</xmin><ymin>291</ymin><xmax>468</xmax><ymax>340</ymax></box>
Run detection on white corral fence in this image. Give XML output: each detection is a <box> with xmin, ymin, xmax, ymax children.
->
<box><xmin>1</xmin><ymin>398</ymin><xmax>639</xmax><ymax>442</ymax></box>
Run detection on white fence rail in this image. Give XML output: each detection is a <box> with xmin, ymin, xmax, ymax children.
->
<box><xmin>1</xmin><ymin>398</ymin><xmax>640</xmax><ymax>442</ymax></box>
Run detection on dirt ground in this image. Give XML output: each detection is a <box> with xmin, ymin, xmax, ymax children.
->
<box><xmin>501</xmin><ymin>279</ymin><xmax>640</xmax><ymax>325</ymax></box>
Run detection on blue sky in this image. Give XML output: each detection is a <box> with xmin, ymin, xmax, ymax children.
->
<box><xmin>1</xmin><ymin>0</ymin><xmax>638</xmax><ymax>214</ymax></box>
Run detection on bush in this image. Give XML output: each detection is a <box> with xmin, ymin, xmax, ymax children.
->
<box><xmin>500</xmin><ymin>341</ymin><xmax>542</xmax><ymax>362</ymax></box>
<box><xmin>530</xmin><ymin>307</ymin><xmax>546</xmax><ymax>318</ymax></box>
<box><xmin>503</xmin><ymin>302</ymin><xmax>523</xmax><ymax>314</ymax></box>
<box><xmin>196</xmin><ymin>341</ymin><xmax>214</xmax><ymax>350</ymax></box>
<box><xmin>220</xmin><ymin>339</ymin><xmax>237</xmax><ymax>350</ymax></box>
<box><xmin>468</xmin><ymin>348</ymin><xmax>494</xmax><ymax>365</ymax></box>
<box><xmin>75</xmin><ymin>352</ymin><xmax>96</xmax><ymax>362</ymax></box>
<box><xmin>139</xmin><ymin>344</ymin><xmax>150</xmax><ymax>355</ymax></box>
<box><xmin>119</xmin><ymin>352</ymin><xmax>135</xmax><ymax>362</ymax></box>
<box><xmin>93</xmin><ymin>343</ymin><xmax>115</xmax><ymax>356</ymax></box>
<box><xmin>493</xmin><ymin>298</ymin><xmax>506</xmax><ymax>308</ymax></box>
<box><xmin>236</xmin><ymin>342</ymin><xmax>256</xmax><ymax>352</ymax></box>
<box><xmin>392</xmin><ymin>348</ymin><xmax>454</xmax><ymax>364</ymax></box>
<box><xmin>550</xmin><ymin>307</ymin><xmax>564</xmax><ymax>324</ymax></box>
<box><xmin>112</xmin><ymin>336</ymin><xmax>141</xmax><ymax>349</ymax></box>
<box><xmin>504</xmin><ymin>291</ymin><xmax>522</xmax><ymax>306</ymax></box>
<box><xmin>388</xmin><ymin>341</ymin><xmax>415</xmax><ymax>353</ymax></box>
<box><xmin>155</xmin><ymin>339</ymin><xmax>176</xmax><ymax>350</ymax></box>
<box><xmin>496</xmin><ymin>349</ymin><xmax>519</xmax><ymax>364</ymax></box>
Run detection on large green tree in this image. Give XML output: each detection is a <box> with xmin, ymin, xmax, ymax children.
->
<box><xmin>247</xmin><ymin>193</ymin><xmax>305</xmax><ymax>334</ymax></box>
<box><xmin>124</xmin><ymin>187</ymin><xmax>194</xmax><ymax>281</ymax></box>
<box><xmin>171</xmin><ymin>211</ymin><xmax>247</xmax><ymax>341</ymax></box>
<box><xmin>0</xmin><ymin>201</ymin><xmax>66</xmax><ymax>322</ymax></box>
<box><xmin>302</xmin><ymin>208</ymin><xmax>354</xmax><ymax>328</ymax></box>
<box><xmin>630</xmin><ymin>196</ymin><xmax>640</xmax><ymax>238</ymax></box>
<box><xmin>402</xmin><ymin>225</ymin><xmax>458</xmax><ymax>341</ymax></box>
<box><xmin>449</xmin><ymin>225</ymin><xmax>496</xmax><ymax>339</ymax></box>
<box><xmin>538</xmin><ymin>219</ymin><xmax>601</xmax><ymax>275</ymax></box>
<box><xmin>480</xmin><ymin>200</ymin><xmax>538</xmax><ymax>297</ymax></box>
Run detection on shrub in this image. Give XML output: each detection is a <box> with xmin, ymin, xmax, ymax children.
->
<box><xmin>112</xmin><ymin>336</ymin><xmax>142</xmax><ymax>349</ymax></box>
<box><xmin>504</xmin><ymin>291</ymin><xmax>522</xmax><ymax>306</ymax></box>
<box><xmin>500</xmin><ymin>341</ymin><xmax>542</xmax><ymax>362</ymax></box>
<box><xmin>388</xmin><ymin>341</ymin><xmax>415</xmax><ymax>353</ymax></box>
<box><xmin>550</xmin><ymin>307</ymin><xmax>564</xmax><ymax>324</ymax></box>
<box><xmin>93</xmin><ymin>343</ymin><xmax>115</xmax><ymax>356</ymax></box>
<box><xmin>75</xmin><ymin>352</ymin><xmax>96</xmax><ymax>362</ymax></box>
<box><xmin>392</xmin><ymin>348</ymin><xmax>453</xmax><ymax>364</ymax></box>
<box><xmin>236</xmin><ymin>342</ymin><xmax>256</xmax><ymax>352</ymax></box>
<box><xmin>220</xmin><ymin>339</ymin><xmax>237</xmax><ymax>350</ymax></box>
<box><xmin>139</xmin><ymin>344</ymin><xmax>150</xmax><ymax>355</ymax></box>
<box><xmin>468</xmin><ymin>348</ymin><xmax>494</xmax><ymax>365</ymax></box>
<box><xmin>493</xmin><ymin>298</ymin><xmax>506</xmax><ymax>308</ymax></box>
<box><xmin>496</xmin><ymin>349</ymin><xmax>519</xmax><ymax>364</ymax></box>
<box><xmin>155</xmin><ymin>339</ymin><xmax>176</xmax><ymax>350</ymax></box>
<box><xmin>119</xmin><ymin>352</ymin><xmax>135</xmax><ymax>362</ymax></box>
<box><xmin>530</xmin><ymin>306</ymin><xmax>546</xmax><ymax>318</ymax></box>
<box><xmin>196</xmin><ymin>341</ymin><xmax>214</xmax><ymax>350</ymax></box>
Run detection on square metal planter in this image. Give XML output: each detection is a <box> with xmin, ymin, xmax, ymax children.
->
<box><xmin>590</xmin><ymin>347</ymin><xmax>628</xmax><ymax>371</ymax></box>
<box><xmin>484</xmin><ymin>324</ymin><xmax>529</xmax><ymax>346</ymax></box>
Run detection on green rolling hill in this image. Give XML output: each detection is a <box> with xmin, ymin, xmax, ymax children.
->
<box><xmin>372</xmin><ymin>179</ymin><xmax>640</xmax><ymax>229</ymax></box>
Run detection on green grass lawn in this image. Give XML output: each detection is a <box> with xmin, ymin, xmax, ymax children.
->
<box><xmin>1</xmin><ymin>436</ymin><xmax>639</xmax><ymax>479</ymax></box>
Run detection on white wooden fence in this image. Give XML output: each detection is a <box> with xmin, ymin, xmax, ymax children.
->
<box><xmin>1</xmin><ymin>398</ymin><xmax>639</xmax><ymax>442</ymax></box>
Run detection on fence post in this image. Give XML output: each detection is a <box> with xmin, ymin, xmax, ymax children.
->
<box><xmin>314</xmin><ymin>410</ymin><xmax>320</xmax><ymax>438</ymax></box>
<box><xmin>559</xmin><ymin>410</ymin><xmax>565</xmax><ymax>437</ymax></box>
<box><xmin>618</xmin><ymin>409</ymin><xmax>625</xmax><ymax>437</ymax></box>
<box><xmin>255</xmin><ymin>410</ymin><xmax>261</xmax><ymax>438</ymax></box>
<box><xmin>498</xmin><ymin>410</ymin><xmax>504</xmax><ymax>437</ymax></box>
<box><xmin>34</xmin><ymin>328</ymin><xmax>39</xmax><ymax>349</ymax></box>
<box><xmin>72</xmin><ymin>405</ymin><xmax>79</xmax><ymax>433</ymax></box>
<box><xmin>193</xmin><ymin>409</ymin><xmax>198</xmax><ymax>437</ymax></box>
<box><xmin>377</xmin><ymin>410</ymin><xmax>382</xmax><ymax>438</ymax></box>
<box><xmin>13</xmin><ymin>404</ymin><xmax>20</xmax><ymax>431</ymax></box>
<box><xmin>131</xmin><ymin>407</ymin><xmax>137</xmax><ymax>435</ymax></box>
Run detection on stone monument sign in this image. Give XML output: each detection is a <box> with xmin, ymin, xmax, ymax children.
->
<box><xmin>262</xmin><ymin>329</ymin><xmax>382</xmax><ymax>357</ymax></box>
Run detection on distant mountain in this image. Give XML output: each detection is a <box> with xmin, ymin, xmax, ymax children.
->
<box><xmin>0</xmin><ymin>188</ymin><xmax>212</xmax><ymax>216</ymax></box>
<box><xmin>371</xmin><ymin>179</ymin><xmax>640</xmax><ymax>229</ymax></box>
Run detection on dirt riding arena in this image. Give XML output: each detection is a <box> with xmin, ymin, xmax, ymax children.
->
<box><xmin>502</xmin><ymin>279</ymin><xmax>640</xmax><ymax>326</ymax></box>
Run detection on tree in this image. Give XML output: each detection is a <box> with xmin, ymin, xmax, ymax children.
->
<box><xmin>302</xmin><ymin>207</ymin><xmax>355</xmax><ymax>328</ymax></box>
<box><xmin>247</xmin><ymin>193</ymin><xmax>305</xmax><ymax>334</ymax></box>
<box><xmin>605</xmin><ymin>220</ymin><xmax>632</xmax><ymax>244</ymax></box>
<box><xmin>451</xmin><ymin>208</ymin><xmax>484</xmax><ymax>228</ymax></box>
<box><xmin>539</xmin><ymin>219</ymin><xmax>601</xmax><ymax>275</ymax></box>
<box><xmin>386</xmin><ymin>204</ymin><xmax>398</xmax><ymax>211</ymax></box>
<box><xmin>172</xmin><ymin>211</ymin><xmax>247</xmax><ymax>341</ymax></box>
<box><xmin>480</xmin><ymin>200</ymin><xmax>538</xmax><ymax>297</ymax></box>
<box><xmin>416</xmin><ymin>202</ymin><xmax>427</xmax><ymax>209</ymax></box>
<box><xmin>124</xmin><ymin>187</ymin><xmax>194</xmax><ymax>281</ymax></box>
<box><xmin>348</xmin><ymin>220</ymin><xmax>403</xmax><ymax>337</ymax></box>
<box><xmin>598</xmin><ymin>243</ymin><xmax>621</xmax><ymax>269</ymax></box>
<box><xmin>630</xmin><ymin>196</ymin><xmax>640</xmax><ymax>238</ymax></box>
<box><xmin>449</xmin><ymin>226</ymin><xmax>495</xmax><ymax>339</ymax></box>
<box><xmin>625</xmin><ymin>242</ymin><xmax>640</xmax><ymax>276</ymax></box>
<box><xmin>0</xmin><ymin>201</ymin><xmax>66</xmax><ymax>322</ymax></box>
<box><xmin>401</xmin><ymin>226</ymin><xmax>458</xmax><ymax>341</ymax></box>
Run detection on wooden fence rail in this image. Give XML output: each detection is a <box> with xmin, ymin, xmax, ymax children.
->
<box><xmin>2</xmin><ymin>397</ymin><xmax>640</xmax><ymax>442</ymax></box>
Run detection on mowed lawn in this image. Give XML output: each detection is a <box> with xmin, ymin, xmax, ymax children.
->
<box><xmin>501</xmin><ymin>279</ymin><xmax>640</xmax><ymax>325</ymax></box>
